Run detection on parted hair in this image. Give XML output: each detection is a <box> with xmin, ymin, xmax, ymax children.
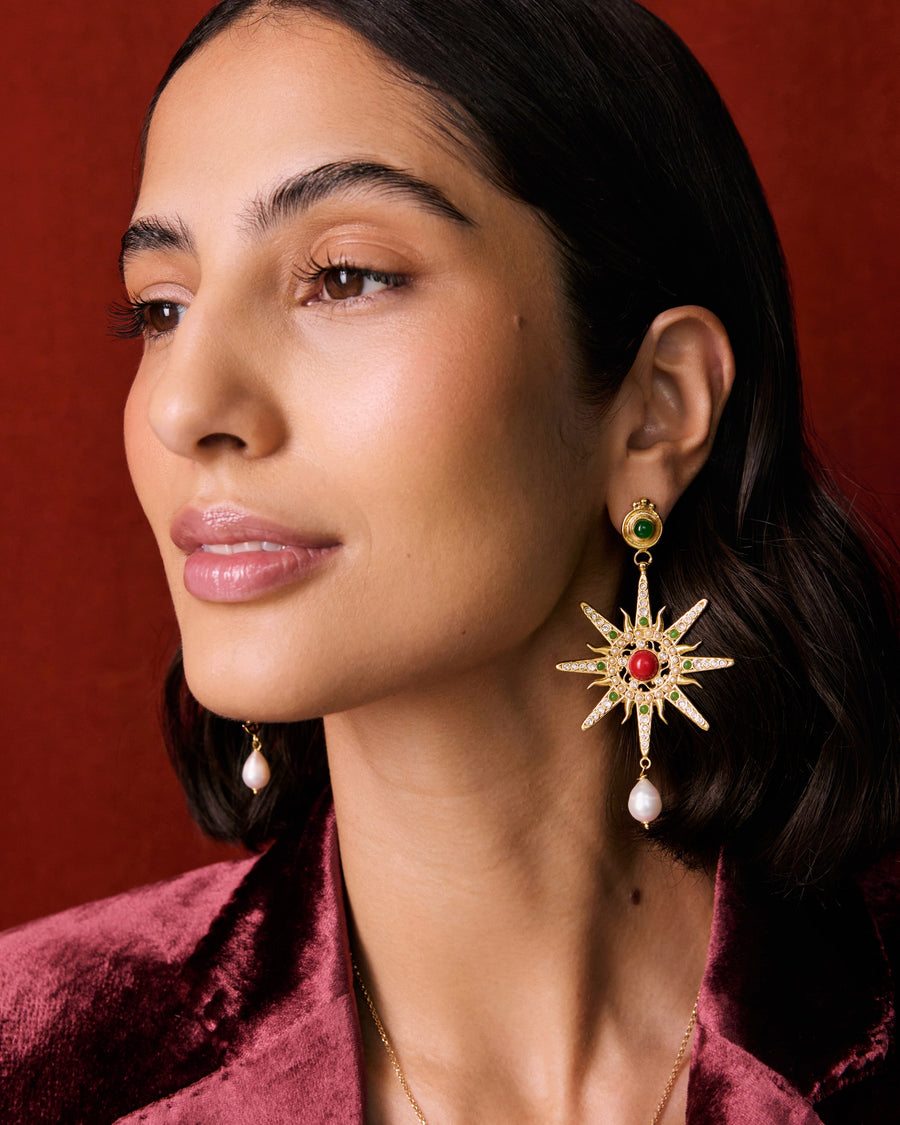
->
<box><xmin>151</xmin><ymin>0</ymin><xmax>900</xmax><ymax>890</ymax></box>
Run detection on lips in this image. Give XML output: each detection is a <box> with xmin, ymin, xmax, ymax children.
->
<box><xmin>171</xmin><ymin>506</ymin><xmax>341</xmax><ymax>602</ymax></box>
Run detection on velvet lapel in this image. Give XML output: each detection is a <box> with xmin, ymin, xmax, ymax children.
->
<box><xmin>687</xmin><ymin>858</ymin><xmax>894</xmax><ymax>1122</ymax></box>
<box><xmin>115</xmin><ymin>795</ymin><xmax>365</xmax><ymax>1124</ymax></box>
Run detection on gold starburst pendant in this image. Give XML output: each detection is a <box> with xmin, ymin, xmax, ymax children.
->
<box><xmin>556</xmin><ymin>500</ymin><xmax>733</xmax><ymax>828</ymax></box>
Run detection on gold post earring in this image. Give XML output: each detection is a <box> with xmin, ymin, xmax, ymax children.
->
<box><xmin>556</xmin><ymin>499</ymin><xmax>734</xmax><ymax>828</ymax></box>
<box><xmin>241</xmin><ymin>722</ymin><xmax>271</xmax><ymax>794</ymax></box>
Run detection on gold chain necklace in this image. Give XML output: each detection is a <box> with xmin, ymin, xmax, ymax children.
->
<box><xmin>353</xmin><ymin>959</ymin><xmax>699</xmax><ymax>1125</ymax></box>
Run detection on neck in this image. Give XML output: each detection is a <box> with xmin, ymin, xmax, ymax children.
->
<box><xmin>325</xmin><ymin>653</ymin><xmax>714</xmax><ymax>1123</ymax></box>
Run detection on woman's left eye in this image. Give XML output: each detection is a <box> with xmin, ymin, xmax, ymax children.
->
<box><xmin>109</xmin><ymin>297</ymin><xmax>187</xmax><ymax>341</ymax></box>
<box><xmin>303</xmin><ymin>264</ymin><xmax>406</xmax><ymax>304</ymax></box>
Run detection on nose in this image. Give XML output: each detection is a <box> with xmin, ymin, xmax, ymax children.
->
<box><xmin>144</xmin><ymin>302</ymin><xmax>287</xmax><ymax>461</ymax></box>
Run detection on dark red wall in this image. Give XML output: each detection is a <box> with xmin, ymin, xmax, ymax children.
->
<box><xmin>1</xmin><ymin>1</ymin><xmax>897</xmax><ymax>929</ymax></box>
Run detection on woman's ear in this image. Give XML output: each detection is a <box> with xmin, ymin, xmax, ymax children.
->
<box><xmin>603</xmin><ymin>305</ymin><xmax>734</xmax><ymax>527</ymax></box>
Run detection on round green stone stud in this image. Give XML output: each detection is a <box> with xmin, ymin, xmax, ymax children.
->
<box><xmin>639</xmin><ymin>704</ymin><xmax>649</xmax><ymax>715</ymax></box>
<box><xmin>683</xmin><ymin>660</ymin><xmax>692</xmax><ymax>670</ymax></box>
<box><xmin>639</xmin><ymin>616</ymin><xmax>649</xmax><ymax>627</ymax></box>
<box><xmin>669</xmin><ymin>629</ymin><xmax>679</xmax><ymax>639</ymax></box>
<box><xmin>609</xmin><ymin>691</ymin><xmax>619</xmax><ymax>702</ymax></box>
<box><xmin>608</xmin><ymin>630</ymin><xmax>618</xmax><ymax>640</ymax></box>
<box><xmin>634</xmin><ymin>517</ymin><xmax>655</xmax><ymax>540</ymax></box>
<box><xmin>596</xmin><ymin>661</ymin><xmax>605</xmax><ymax>671</ymax></box>
<box><xmin>670</xmin><ymin>691</ymin><xmax>680</xmax><ymax>701</ymax></box>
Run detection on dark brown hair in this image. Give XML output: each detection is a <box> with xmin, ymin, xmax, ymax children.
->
<box><xmin>150</xmin><ymin>0</ymin><xmax>900</xmax><ymax>889</ymax></box>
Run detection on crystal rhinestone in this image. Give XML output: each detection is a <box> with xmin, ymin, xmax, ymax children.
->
<box><xmin>628</xmin><ymin>649</ymin><xmax>659</xmax><ymax>681</ymax></box>
<box><xmin>628</xmin><ymin>778</ymin><xmax>662</xmax><ymax>825</ymax></box>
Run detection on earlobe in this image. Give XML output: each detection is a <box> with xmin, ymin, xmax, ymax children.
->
<box><xmin>605</xmin><ymin>305</ymin><xmax>734</xmax><ymax>524</ymax></box>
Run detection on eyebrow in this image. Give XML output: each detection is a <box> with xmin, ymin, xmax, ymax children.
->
<box><xmin>120</xmin><ymin>159</ymin><xmax>474</xmax><ymax>277</ymax></box>
<box><xmin>250</xmin><ymin>160</ymin><xmax>475</xmax><ymax>233</ymax></box>
<box><xmin>119</xmin><ymin>215</ymin><xmax>195</xmax><ymax>277</ymax></box>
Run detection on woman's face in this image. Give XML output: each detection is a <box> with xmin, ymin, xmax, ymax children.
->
<box><xmin>124</xmin><ymin>13</ymin><xmax>614</xmax><ymax>721</ymax></box>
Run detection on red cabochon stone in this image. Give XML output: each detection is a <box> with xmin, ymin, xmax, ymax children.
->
<box><xmin>628</xmin><ymin>650</ymin><xmax>660</xmax><ymax>681</ymax></box>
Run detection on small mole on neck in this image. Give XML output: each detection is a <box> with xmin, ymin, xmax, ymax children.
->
<box><xmin>630</xmin><ymin>887</ymin><xmax>642</xmax><ymax>906</ymax></box>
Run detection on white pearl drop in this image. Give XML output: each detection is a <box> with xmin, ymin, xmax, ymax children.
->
<box><xmin>628</xmin><ymin>777</ymin><xmax>662</xmax><ymax>826</ymax></box>
<box><xmin>241</xmin><ymin>748</ymin><xmax>271</xmax><ymax>793</ymax></box>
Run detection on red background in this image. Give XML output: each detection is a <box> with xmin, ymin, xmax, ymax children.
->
<box><xmin>1</xmin><ymin>1</ymin><xmax>897</xmax><ymax>930</ymax></box>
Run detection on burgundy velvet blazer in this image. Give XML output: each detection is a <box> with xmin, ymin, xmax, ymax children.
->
<box><xmin>1</xmin><ymin>796</ymin><xmax>897</xmax><ymax>1123</ymax></box>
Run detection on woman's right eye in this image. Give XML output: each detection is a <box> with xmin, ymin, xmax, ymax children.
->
<box><xmin>109</xmin><ymin>297</ymin><xmax>187</xmax><ymax>341</ymax></box>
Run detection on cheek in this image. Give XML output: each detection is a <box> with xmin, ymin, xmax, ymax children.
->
<box><xmin>311</xmin><ymin>292</ymin><xmax>573</xmax><ymax>506</ymax></box>
<box><xmin>124</xmin><ymin>374</ymin><xmax>169</xmax><ymax>519</ymax></box>
<box><xmin>123</xmin><ymin>374</ymin><xmax>156</xmax><ymax>519</ymax></box>
<box><xmin>123</xmin><ymin>372</ymin><xmax>186</xmax><ymax>591</ymax></box>
<box><xmin>307</xmin><ymin>299</ymin><xmax>588</xmax><ymax>653</ymax></box>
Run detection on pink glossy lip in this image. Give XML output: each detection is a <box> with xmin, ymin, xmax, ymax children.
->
<box><xmin>171</xmin><ymin>506</ymin><xmax>342</xmax><ymax>603</ymax></box>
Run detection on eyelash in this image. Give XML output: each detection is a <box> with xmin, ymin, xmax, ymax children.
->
<box><xmin>108</xmin><ymin>297</ymin><xmax>173</xmax><ymax>341</ymax></box>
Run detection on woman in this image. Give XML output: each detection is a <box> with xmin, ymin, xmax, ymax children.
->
<box><xmin>1</xmin><ymin>0</ymin><xmax>897</xmax><ymax>1121</ymax></box>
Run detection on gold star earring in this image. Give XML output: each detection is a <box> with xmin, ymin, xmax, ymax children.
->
<box><xmin>556</xmin><ymin>499</ymin><xmax>734</xmax><ymax>828</ymax></box>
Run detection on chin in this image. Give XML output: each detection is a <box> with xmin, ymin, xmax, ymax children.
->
<box><xmin>180</xmin><ymin>643</ymin><xmax>324</xmax><ymax>724</ymax></box>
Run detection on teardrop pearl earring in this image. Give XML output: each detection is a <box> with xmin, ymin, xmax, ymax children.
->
<box><xmin>241</xmin><ymin>722</ymin><xmax>271</xmax><ymax>794</ymax></box>
<box><xmin>556</xmin><ymin>499</ymin><xmax>734</xmax><ymax>828</ymax></box>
